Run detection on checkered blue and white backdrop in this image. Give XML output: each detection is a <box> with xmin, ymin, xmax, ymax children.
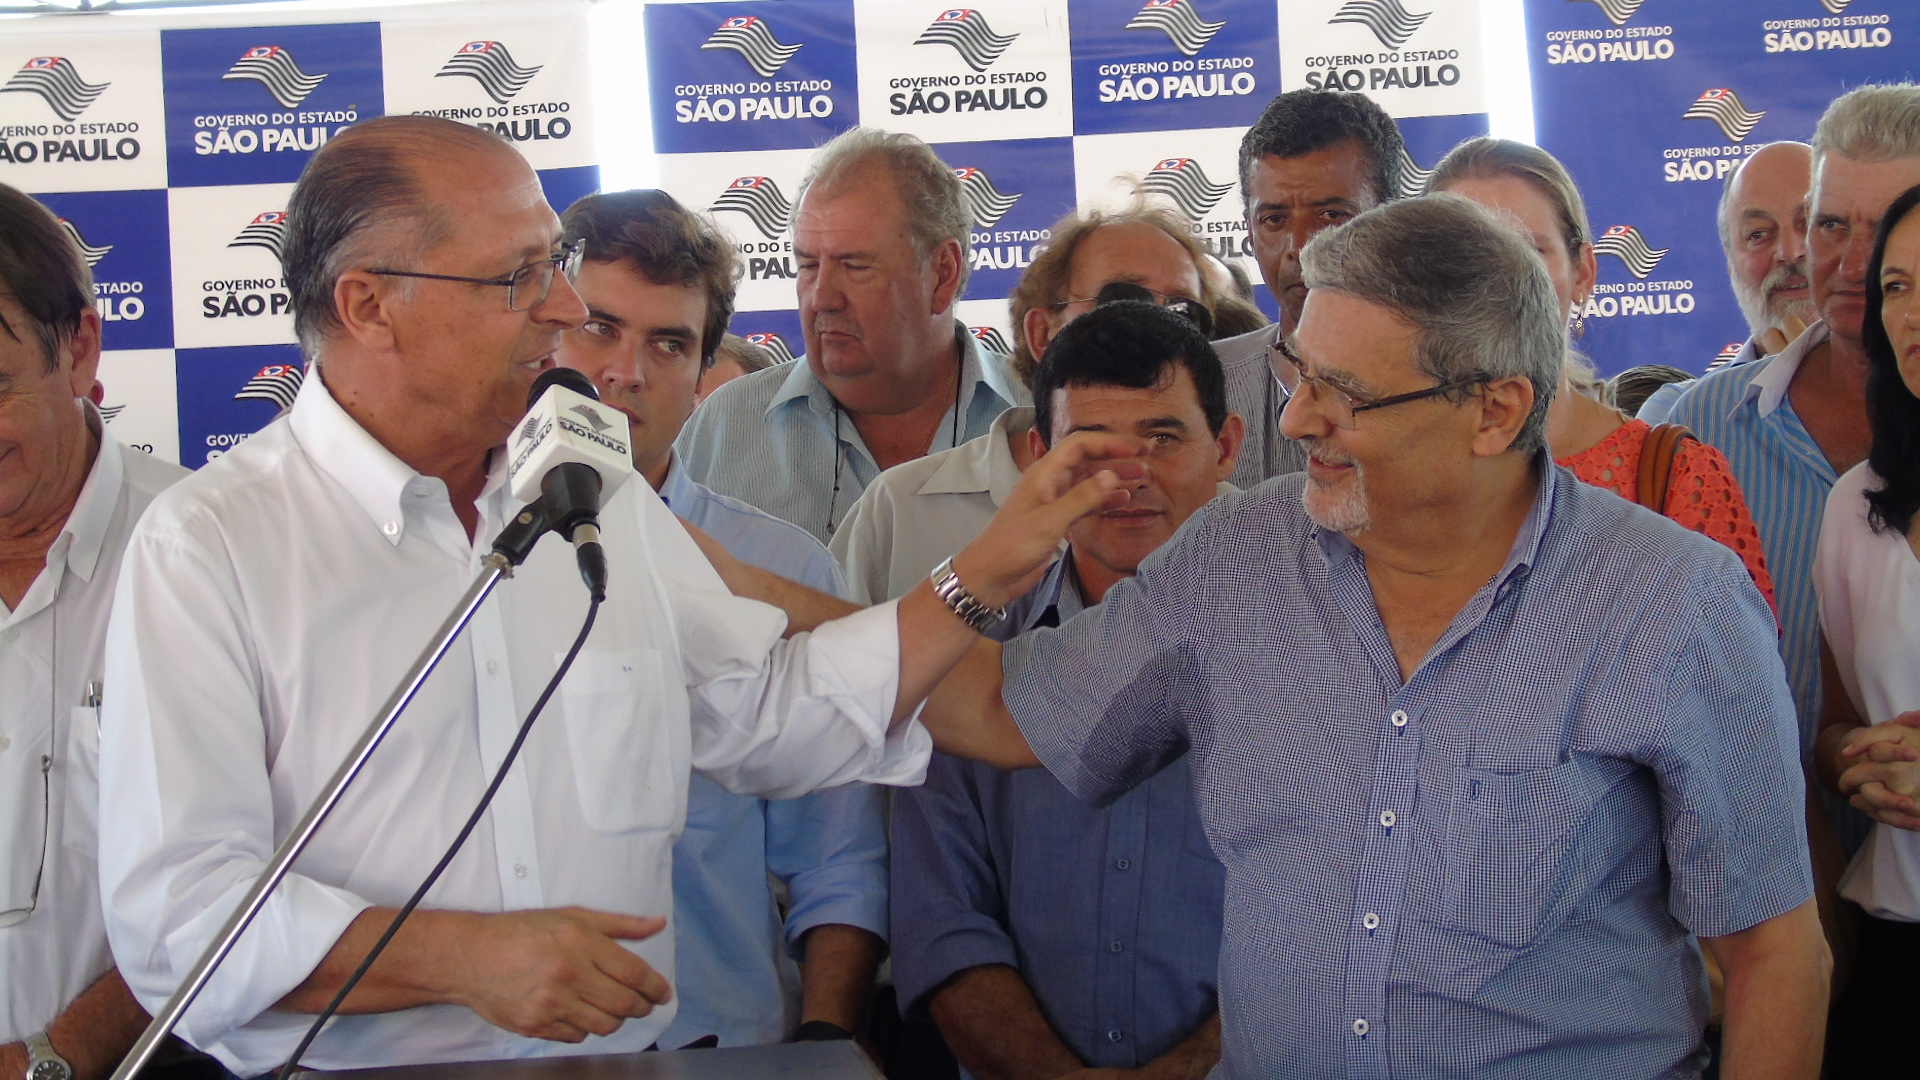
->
<box><xmin>4</xmin><ymin>0</ymin><xmax>1915</xmax><ymax>469</ymax></box>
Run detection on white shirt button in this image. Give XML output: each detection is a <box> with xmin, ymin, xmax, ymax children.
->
<box><xmin>1362</xmin><ymin>912</ymin><xmax>1380</xmax><ymax>931</ymax></box>
<box><xmin>513</xmin><ymin>863</ymin><xmax>528</xmax><ymax>879</ymax></box>
<box><xmin>381</xmin><ymin>521</ymin><xmax>399</xmax><ymax>536</ymax></box>
<box><xmin>1352</xmin><ymin>1018</ymin><xmax>1370</xmax><ymax>1037</ymax></box>
<box><xmin>1379</xmin><ymin>810</ymin><xmax>1397</xmax><ymax>828</ymax></box>
<box><xmin>486</xmin><ymin>659</ymin><xmax>499</xmax><ymax>675</ymax></box>
<box><xmin>1390</xmin><ymin>710</ymin><xmax>1409</xmax><ymax>727</ymax></box>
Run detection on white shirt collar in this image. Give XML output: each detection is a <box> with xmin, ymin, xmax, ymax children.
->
<box><xmin>61</xmin><ymin>400</ymin><xmax>124</xmax><ymax>584</ymax></box>
<box><xmin>1742</xmin><ymin>320</ymin><xmax>1830</xmax><ymax>418</ymax></box>
<box><xmin>286</xmin><ymin>365</ymin><xmax>507</xmax><ymax>547</ymax></box>
<box><xmin>917</xmin><ymin>406</ymin><xmax>1033</xmax><ymax>506</ymax></box>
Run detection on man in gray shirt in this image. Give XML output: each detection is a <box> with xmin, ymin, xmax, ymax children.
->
<box><xmin>1217</xmin><ymin>89</ymin><xmax>1405</xmax><ymax>488</ymax></box>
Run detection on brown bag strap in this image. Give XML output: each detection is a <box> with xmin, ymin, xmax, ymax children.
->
<box><xmin>1637</xmin><ymin>422</ymin><xmax>1694</xmax><ymax>512</ymax></box>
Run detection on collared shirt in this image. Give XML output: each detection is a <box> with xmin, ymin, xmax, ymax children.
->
<box><xmin>654</xmin><ymin>457</ymin><xmax>888</xmax><ymax>1048</ymax></box>
<box><xmin>676</xmin><ymin>322</ymin><xmax>1027</xmax><ymax>543</ymax></box>
<box><xmin>99</xmin><ymin>374</ymin><xmax>929</xmax><ymax>1074</ymax></box>
<box><xmin>1212</xmin><ymin>324</ymin><xmax>1308</xmax><ymax>490</ymax></box>
<box><xmin>1640</xmin><ymin>325</ymin><xmax>1836</xmax><ymax>760</ymax></box>
<box><xmin>0</xmin><ymin>410</ymin><xmax>185</xmax><ymax>1041</ymax></box>
<box><xmin>1003</xmin><ymin>463</ymin><xmax>1810</xmax><ymax>1079</ymax></box>
<box><xmin>830</xmin><ymin>407</ymin><xmax>1033</xmax><ymax>604</ymax></box>
<box><xmin>892</xmin><ymin>556</ymin><xmax>1223</xmax><ymax>1071</ymax></box>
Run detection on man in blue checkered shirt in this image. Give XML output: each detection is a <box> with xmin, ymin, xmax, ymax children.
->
<box><xmin>907</xmin><ymin>193</ymin><xmax>1832</xmax><ymax>1079</ymax></box>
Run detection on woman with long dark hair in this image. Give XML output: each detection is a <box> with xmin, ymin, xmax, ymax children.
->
<box><xmin>1812</xmin><ymin>181</ymin><xmax>1920</xmax><ymax>1077</ymax></box>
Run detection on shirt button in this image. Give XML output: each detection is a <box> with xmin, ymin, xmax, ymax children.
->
<box><xmin>1379</xmin><ymin>810</ymin><xmax>1397</xmax><ymax>829</ymax></box>
<box><xmin>486</xmin><ymin>659</ymin><xmax>499</xmax><ymax>675</ymax></box>
<box><xmin>381</xmin><ymin>521</ymin><xmax>399</xmax><ymax>536</ymax></box>
<box><xmin>1362</xmin><ymin>912</ymin><xmax>1380</xmax><ymax>931</ymax></box>
<box><xmin>513</xmin><ymin>863</ymin><xmax>528</xmax><ymax>879</ymax></box>
<box><xmin>1109</xmin><ymin>940</ymin><xmax>1123</xmax><ymax>953</ymax></box>
<box><xmin>1107</xmin><ymin>1030</ymin><xmax>1123</xmax><ymax>1044</ymax></box>
<box><xmin>1352</xmin><ymin>1018</ymin><xmax>1370</xmax><ymax>1037</ymax></box>
<box><xmin>1390</xmin><ymin>710</ymin><xmax>1409</xmax><ymax>727</ymax></box>
<box><xmin>1115</xmin><ymin>858</ymin><xmax>1131</xmax><ymax>870</ymax></box>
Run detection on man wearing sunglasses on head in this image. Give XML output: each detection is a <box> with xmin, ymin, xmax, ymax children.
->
<box><xmin>0</xmin><ymin>184</ymin><xmax>189</xmax><ymax>1080</ymax></box>
<box><xmin>94</xmin><ymin>118</ymin><xmax>1128</xmax><ymax>1074</ymax></box>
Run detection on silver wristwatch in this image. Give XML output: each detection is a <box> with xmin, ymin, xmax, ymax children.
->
<box><xmin>929</xmin><ymin>556</ymin><xmax>1005</xmax><ymax>635</ymax></box>
<box><xmin>25</xmin><ymin>1033</ymin><xmax>70</xmax><ymax>1080</ymax></box>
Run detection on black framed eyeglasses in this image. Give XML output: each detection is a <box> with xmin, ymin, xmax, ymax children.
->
<box><xmin>1273</xmin><ymin>338</ymin><xmax>1487</xmax><ymax>430</ymax></box>
<box><xmin>367</xmin><ymin>240</ymin><xmax>585</xmax><ymax>312</ymax></box>
<box><xmin>1052</xmin><ymin>281</ymin><xmax>1215</xmax><ymax>339</ymax></box>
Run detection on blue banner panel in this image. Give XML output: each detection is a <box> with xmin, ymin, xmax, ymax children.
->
<box><xmin>1397</xmin><ymin>112</ymin><xmax>1491</xmax><ymax>186</ymax></box>
<box><xmin>1069</xmin><ymin>0</ymin><xmax>1279</xmax><ymax>136</ymax></box>
<box><xmin>161</xmin><ymin>22</ymin><xmax>384</xmax><ymax>188</ymax></box>
<box><xmin>175</xmin><ymin>343</ymin><xmax>303</xmax><ymax>467</ymax></box>
<box><xmin>37</xmin><ymin>188</ymin><xmax>174</xmax><ymax>351</ymax></box>
<box><xmin>726</xmin><ymin>308</ymin><xmax>805</xmax><ymax>366</ymax></box>
<box><xmin>537</xmin><ymin>164</ymin><xmax>601</xmax><ymax>216</ymax></box>
<box><xmin>1526</xmin><ymin>0</ymin><xmax>1920</xmax><ymax>377</ymax></box>
<box><xmin>933</xmin><ymin>136</ymin><xmax>1079</xmax><ymax>302</ymax></box>
<box><xmin>646</xmin><ymin>2</ymin><xmax>859</xmax><ymax>154</ymax></box>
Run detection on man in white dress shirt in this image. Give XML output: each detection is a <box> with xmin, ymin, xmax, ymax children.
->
<box><xmin>0</xmin><ymin>184</ymin><xmax>188</xmax><ymax>1079</ymax></box>
<box><xmin>96</xmin><ymin>118</ymin><xmax>1128</xmax><ymax>1074</ymax></box>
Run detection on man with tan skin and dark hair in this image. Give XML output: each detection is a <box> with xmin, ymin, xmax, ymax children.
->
<box><xmin>0</xmin><ymin>183</ymin><xmax>187</xmax><ymax>1080</ymax></box>
<box><xmin>1212</xmin><ymin>89</ymin><xmax>1406</xmax><ymax>489</ymax></box>
<box><xmin>891</xmin><ymin>302</ymin><xmax>1241</xmax><ymax>1080</ymax></box>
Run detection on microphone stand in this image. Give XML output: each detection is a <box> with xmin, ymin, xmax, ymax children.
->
<box><xmin>109</xmin><ymin>504</ymin><xmax>553</xmax><ymax>1080</ymax></box>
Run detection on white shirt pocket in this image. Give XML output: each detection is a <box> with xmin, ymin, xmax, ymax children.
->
<box><xmin>559</xmin><ymin>647</ymin><xmax>679</xmax><ymax>835</ymax></box>
<box><xmin>64</xmin><ymin>705</ymin><xmax>102</xmax><ymax>858</ymax></box>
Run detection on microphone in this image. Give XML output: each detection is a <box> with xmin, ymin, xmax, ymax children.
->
<box><xmin>506</xmin><ymin>367</ymin><xmax>634</xmax><ymax>601</ymax></box>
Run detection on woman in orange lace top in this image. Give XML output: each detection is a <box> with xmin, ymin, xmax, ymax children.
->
<box><xmin>1429</xmin><ymin>139</ymin><xmax>1776</xmax><ymax>609</ymax></box>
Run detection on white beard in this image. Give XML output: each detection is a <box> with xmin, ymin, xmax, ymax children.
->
<box><xmin>1301</xmin><ymin>460</ymin><xmax>1373</xmax><ymax>534</ymax></box>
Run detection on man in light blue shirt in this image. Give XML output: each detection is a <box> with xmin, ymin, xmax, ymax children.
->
<box><xmin>676</xmin><ymin>127</ymin><xmax>1025</xmax><ymax>543</ymax></box>
<box><xmin>1643</xmin><ymin>86</ymin><xmax>1920</xmax><ymax>854</ymax></box>
<box><xmin>557</xmin><ymin>189</ymin><xmax>886</xmax><ymax>1047</ymax></box>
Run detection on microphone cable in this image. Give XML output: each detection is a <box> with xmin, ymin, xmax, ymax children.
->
<box><xmin>274</xmin><ymin>594</ymin><xmax>603</xmax><ymax>1079</ymax></box>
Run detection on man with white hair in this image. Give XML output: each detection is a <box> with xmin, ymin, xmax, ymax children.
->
<box><xmin>1646</xmin><ymin>85</ymin><xmax>1920</xmax><ymax>855</ymax></box>
<box><xmin>1721</xmin><ymin>142</ymin><xmax>1818</xmax><ymax>363</ymax></box>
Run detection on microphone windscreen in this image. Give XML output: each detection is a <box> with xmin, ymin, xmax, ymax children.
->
<box><xmin>528</xmin><ymin>365</ymin><xmax>599</xmax><ymax>409</ymax></box>
<box><xmin>508</xmin><ymin>372</ymin><xmax>634</xmax><ymax>506</ymax></box>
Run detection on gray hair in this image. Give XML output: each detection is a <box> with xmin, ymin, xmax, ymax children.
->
<box><xmin>1300</xmin><ymin>192</ymin><xmax>1562</xmax><ymax>456</ymax></box>
<box><xmin>714</xmin><ymin>332</ymin><xmax>777</xmax><ymax>375</ymax></box>
<box><xmin>0</xmin><ymin>182</ymin><xmax>93</xmax><ymax>373</ymax></box>
<box><xmin>1718</xmin><ymin>141</ymin><xmax>1811</xmax><ymax>252</ymax></box>
<box><xmin>1812</xmin><ymin>84</ymin><xmax>1920</xmax><ymax>200</ymax></box>
<box><xmin>797</xmin><ymin>126</ymin><xmax>971</xmax><ymax>293</ymax></box>
<box><xmin>282</xmin><ymin>116</ymin><xmax>514</xmax><ymax>358</ymax></box>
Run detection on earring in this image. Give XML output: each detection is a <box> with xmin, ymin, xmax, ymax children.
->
<box><xmin>1568</xmin><ymin>309</ymin><xmax>1587</xmax><ymax>341</ymax></box>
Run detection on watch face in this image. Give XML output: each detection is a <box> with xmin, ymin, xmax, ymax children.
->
<box><xmin>30</xmin><ymin>1059</ymin><xmax>70</xmax><ymax>1080</ymax></box>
